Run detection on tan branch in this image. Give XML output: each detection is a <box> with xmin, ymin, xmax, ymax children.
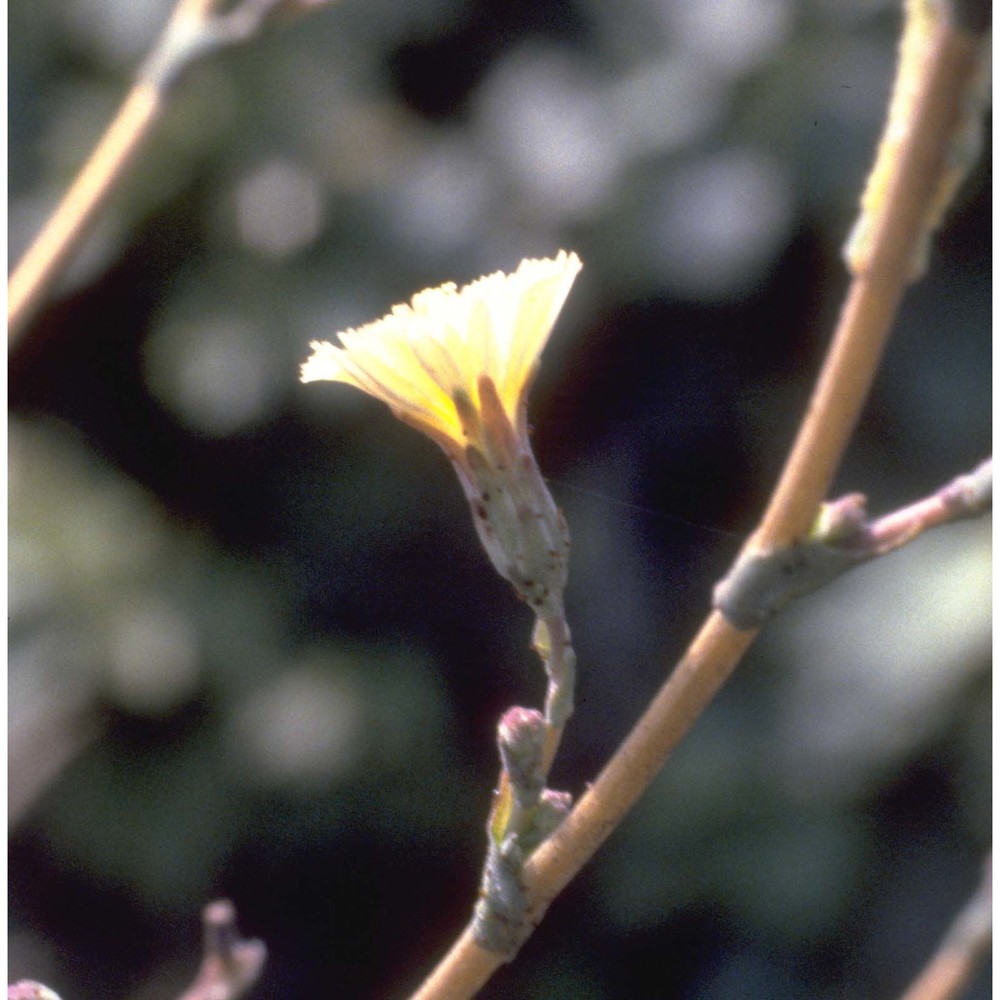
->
<box><xmin>8</xmin><ymin>81</ymin><xmax>163</xmax><ymax>341</ymax></box>
<box><xmin>750</xmin><ymin>14</ymin><xmax>987</xmax><ymax>555</ymax></box>
<box><xmin>407</xmin><ymin>12</ymin><xmax>988</xmax><ymax>1000</ymax></box>
<box><xmin>896</xmin><ymin>855</ymin><xmax>991</xmax><ymax>1000</ymax></box>
<box><xmin>7</xmin><ymin>0</ymin><xmax>328</xmax><ymax>345</ymax></box>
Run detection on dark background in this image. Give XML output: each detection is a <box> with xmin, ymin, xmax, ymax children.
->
<box><xmin>9</xmin><ymin>1</ymin><xmax>991</xmax><ymax>998</ymax></box>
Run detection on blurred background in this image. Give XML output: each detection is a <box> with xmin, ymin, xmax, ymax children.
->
<box><xmin>8</xmin><ymin>0</ymin><xmax>991</xmax><ymax>997</ymax></box>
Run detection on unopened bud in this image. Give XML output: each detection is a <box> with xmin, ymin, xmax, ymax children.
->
<box><xmin>498</xmin><ymin>706</ymin><xmax>546</xmax><ymax>807</ymax></box>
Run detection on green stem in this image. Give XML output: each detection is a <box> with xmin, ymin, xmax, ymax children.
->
<box><xmin>534</xmin><ymin>612</ymin><xmax>576</xmax><ymax>775</ymax></box>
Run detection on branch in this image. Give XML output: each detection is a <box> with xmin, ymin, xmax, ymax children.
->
<box><xmin>749</xmin><ymin>5</ymin><xmax>989</xmax><ymax>555</ymax></box>
<box><xmin>713</xmin><ymin>458</ymin><xmax>992</xmax><ymax>629</ymax></box>
<box><xmin>176</xmin><ymin>900</ymin><xmax>266</xmax><ymax>1000</ymax></box>
<box><xmin>865</xmin><ymin>457</ymin><xmax>992</xmax><ymax>552</ymax></box>
<box><xmin>896</xmin><ymin>855</ymin><xmax>991</xmax><ymax>1000</ymax></box>
<box><xmin>406</xmin><ymin>10</ymin><xmax>989</xmax><ymax>999</ymax></box>
<box><xmin>7</xmin><ymin>0</ymin><xmax>331</xmax><ymax>345</ymax></box>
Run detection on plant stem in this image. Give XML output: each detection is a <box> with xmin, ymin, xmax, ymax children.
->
<box><xmin>406</xmin><ymin>15</ymin><xmax>986</xmax><ymax>1000</ymax></box>
<box><xmin>896</xmin><ymin>856</ymin><xmax>991</xmax><ymax>1000</ymax></box>
<box><xmin>408</xmin><ymin>614</ymin><xmax>754</xmax><ymax>1000</ymax></box>
<box><xmin>8</xmin><ymin>82</ymin><xmax>164</xmax><ymax>342</ymax></box>
<box><xmin>526</xmin><ymin>613</ymin><xmax>753</xmax><ymax>902</ymax></box>
<box><xmin>7</xmin><ymin>0</ymin><xmax>304</xmax><ymax>346</ymax></box>
<box><xmin>538</xmin><ymin>611</ymin><xmax>574</xmax><ymax>776</ymax></box>
<box><xmin>176</xmin><ymin>900</ymin><xmax>266</xmax><ymax>1000</ymax></box>
<box><xmin>865</xmin><ymin>458</ymin><xmax>992</xmax><ymax>553</ymax></box>
<box><xmin>750</xmin><ymin>17</ymin><xmax>985</xmax><ymax>554</ymax></box>
<box><xmin>5</xmin><ymin>0</ymin><xmax>219</xmax><ymax>342</ymax></box>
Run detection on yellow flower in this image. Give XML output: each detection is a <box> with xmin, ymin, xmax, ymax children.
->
<box><xmin>302</xmin><ymin>252</ymin><xmax>582</xmax><ymax>619</ymax></box>
<box><xmin>300</xmin><ymin>251</ymin><xmax>582</xmax><ymax>468</ymax></box>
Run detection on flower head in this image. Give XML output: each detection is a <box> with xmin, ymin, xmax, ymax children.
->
<box><xmin>301</xmin><ymin>251</ymin><xmax>581</xmax><ymax>467</ymax></box>
<box><xmin>302</xmin><ymin>251</ymin><xmax>582</xmax><ymax>618</ymax></box>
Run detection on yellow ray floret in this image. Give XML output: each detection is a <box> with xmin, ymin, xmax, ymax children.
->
<box><xmin>301</xmin><ymin>251</ymin><xmax>582</xmax><ymax>451</ymax></box>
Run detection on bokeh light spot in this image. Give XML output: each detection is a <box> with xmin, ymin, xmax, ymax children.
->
<box><xmin>143</xmin><ymin>316</ymin><xmax>281</xmax><ymax>437</ymax></box>
<box><xmin>235</xmin><ymin>159</ymin><xmax>325</xmax><ymax>259</ymax></box>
